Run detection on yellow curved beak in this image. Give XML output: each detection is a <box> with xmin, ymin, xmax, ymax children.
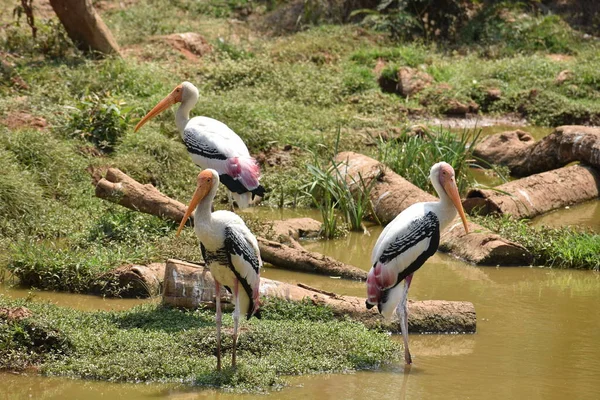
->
<box><xmin>443</xmin><ymin>178</ymin><xmax>469</xmax><ymax>234</ymax></box>
<box><xmin>134</xmin><ymin>93</ymin><xmax>178</xmax><ymax>132</ymax></box>
<box><xmin>176</xmin><ymin>183</ymin><xmax>211</xmax><ymax>237</ymax></box>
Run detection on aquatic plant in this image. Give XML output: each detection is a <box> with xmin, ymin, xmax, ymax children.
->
<box><xmin>304</xmin><ymin>131</ymin><xmax>378</xmax><ymax>238</ymax></box>
<box><xmin>377</xmin><ymin>128</ymin><xmax>483</xmax><ymax>196</ymax></box>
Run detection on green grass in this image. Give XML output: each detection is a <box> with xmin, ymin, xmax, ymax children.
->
<box><xmin>0</xmin><ymin>297</ymin><xmax>400</xmax><ymax>391</ymax></box>
<box><xmin>377</xmin><ymin>128</ymin><xmax>486</xmax><ymax>196</ymax></box>
<box><xmin>474</xmin><ymin>216</ymin><xmax>600</xmax><ymax>270</ymax></box>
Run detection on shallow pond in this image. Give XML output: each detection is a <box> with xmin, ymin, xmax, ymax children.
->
<box><xmin>2</xmin><ymin>219</ymin><xmax>600</xmax><ymax>399</ymax></box>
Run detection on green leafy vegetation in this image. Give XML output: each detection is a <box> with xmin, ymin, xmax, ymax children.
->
<box><xmin>378</xmin><ymin>128</ymin><xmax>485</xmax><ymax>196</ymax></box>
<box><xmin>0</xmin><ymin>297</ymin><xmax>400</xmax><ymax>390</ymax></box>
<box><xmin>474</xmin><ymin>216</ymin><xmax>600</xmax><ymax>270</ymax></box>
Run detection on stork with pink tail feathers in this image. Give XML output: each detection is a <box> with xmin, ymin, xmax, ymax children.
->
<box><xmin>135</xmin><ymin>81</ymin><xmax>265</xmax><ymax>209</ymax></box>
<box><xmin>366</xmin><ymin>162</ymin><xmax>469</xmax><ymax>365</ymax></box>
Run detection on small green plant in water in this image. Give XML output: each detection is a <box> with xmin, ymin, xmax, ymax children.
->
<box><xmin>304</xmin><ymin>131</ymin><xmax>378</xmax><ymax>238</ymax></box>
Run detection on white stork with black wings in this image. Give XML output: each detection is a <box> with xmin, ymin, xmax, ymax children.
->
<box><xmin>176</xmin><ymin>169</ymin><xmax>262</xmax><ymax>370</ymax></box>
<box><xmin>366</xmin><ymin>162</ymin><xmax>470</xmax><ymax>365</ymax></box>
<box><xmin>135</xmin><ymin>82</ymin><xmax>265</xmax><ymax>209</ymax></box>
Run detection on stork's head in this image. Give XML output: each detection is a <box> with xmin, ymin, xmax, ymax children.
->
<box><xmin>134</xmin><ymin>81</ymin><xmax>199</xmax><ymax>132</ymax></box>
<box><xmin>430</xmin><ymin>162</ymin><xmax>469</xmax><ymax>234</ymax></box>
<box><xmin>176</xmin><ymin>169</ymin><xmax>219</xmax><ymax>237</ymax></box>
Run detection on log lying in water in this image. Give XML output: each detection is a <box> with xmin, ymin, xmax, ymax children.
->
<box><xmin>93</xmin><ymin>262</ymin><xmax>166</xmax><ymax>297</ymax></box>
<box><xmin>163</xmin><ymin>259</ymin><xmax>476</xmax><ymax>334</ymax></box>
<box><xmin>92</xmin><ymin>168</ymin><xmax>366</xmax><ymax>280</ymax></box>
<box><xmin>473</xmin><ymin>126</ymin><xmax>600</xmax><ymax>177</ymax></box>
<box><xmin>464</xmin><ymin>164</ymin><xmax>600</xmax><ymax>219</ymax></box>
<box><xmin>333</xmin><ymin>152</ymin><xmax>532</xmax><ymax>266</ymax></box>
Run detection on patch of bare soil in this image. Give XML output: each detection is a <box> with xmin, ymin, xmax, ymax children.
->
<box><xmin>2</xmin><ymin>111</ymin><xmax>48</xmax><ymax>131</ymax></box>
<box><xmin>158</xmin><ymin>32</ymin><xmax>213</xmax><ymax>61</ymax></box>
<box><xmin>255</xmin><ymin>144</ymin><xmax>302</xmax><ymax>168</ymax></box>
<box><xmin>0</xmin><ymin>306</ymin><xmax>33</xmax><ymax>322</ymax></box>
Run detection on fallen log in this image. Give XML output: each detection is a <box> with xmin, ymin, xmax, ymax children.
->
<box><xmin>473</xmin><ymin>126</ymin><xmax>600</xmax><ymax>177</ymax></box>
<box><xmin>163</xmin><ymin>259</ymin><xmax>476</xmax><ymax>334</ymax></box>
<box><xmin>333</xmin><ymin>152</ymin><xmax>532</xmax><ymax>266</ymax></box>
<box><xmin>93</xmin><ymin>262</ymin><xmax>165</xmax><ymax>297</ymax></box>
<box><xmin>92</xmin><ymin>168</ymin><xmax>366</xmax><ymax>280</ymax></box>
<box><xmin>464</xmin><ymin>164</ymin><xmax>600</xmax><ymax>219</ymax></box>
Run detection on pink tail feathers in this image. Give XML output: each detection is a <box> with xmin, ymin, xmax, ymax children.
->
<box><xmin>366</xmin><ymin>268</ymin><xmax>380</xmax><ymax>306</ymax></box>
<box><xmin>366</xmin><ymin>262</ymin><xmax>396</xmax><ymax>307</ymax></box>
<box><xmin>227</xmin><ymin>156</ymin><xmax>261</xmax><ymax>191</ymax></box>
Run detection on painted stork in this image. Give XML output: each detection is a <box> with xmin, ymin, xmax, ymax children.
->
<box><xmin>176</xmin><ymin>169</ymin><xmax>262</xmax><ymax>370</ymax></box>
<box><xmin>135</xmin><ymin>81</ymin><xmax>265</xmax><ymax>209</ymax></box>
<box><xmin>366</xmin><ymin>162</ymin><xmax>469</xmax><ymax>365</ymax></box>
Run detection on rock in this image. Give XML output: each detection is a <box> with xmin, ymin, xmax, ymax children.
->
<box><xmin>268</xmin><ymin>218</ymin><xmax>322</xmax><ymax>241</ymax></box>
<box><xmin>473</xmin><ymin>129</ymin><xmax>535</xmax><ymax>171</ymax></box>
<box><xmin>2</xmin><ymin>111</ymin><xmax>48</xmax><ymax>131</ymax></box>
<box><xmin>485</xmin><ymin>88</ymin><xmax>502</xmax><ymax>101</ymax></box>
<box><xmin>162</xmin><ymin>32</ymin><xmax>213</xmax><ymax>60</ymax></box>
<box><xmin>555</xmin><ymin>69</ymin><xmax>573</xmax><ymax>84</ymax></box>
<box><xmin>397</xmin><ymin>67</ymin><xmax>433</xmax><ymax>96</ymax></box>
<box><xmin>0</xmin><ymin>306</ymin><xmax>33</xmax><ymax>322</ymax></box>
<box><xmin>373</xmin><ymin>58</ymin><xmax>386</xmax><ymax>77</ymax></box>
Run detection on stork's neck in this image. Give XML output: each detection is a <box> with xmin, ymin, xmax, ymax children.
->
<box><xmin>430</xmin><ymin>178</ymin><xmax>457</xmax><ymax>230</ymax></box>
<box><xmin>175</xmin><ymin>97</ymin><xmax>197</xmax><ymax>135</ymax></box>
<box><xmin>193</xmin><ymin>182</ymin><xmax>219</xmax><ymax>225</ymax></box>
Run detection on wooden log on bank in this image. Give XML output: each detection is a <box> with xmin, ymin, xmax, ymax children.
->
<box><xmin>92</xmin><ymin>168</ymin><xmax>366</xmax><ymax>280</ymax></box>
<box><xmin>464</xmin><ymin>164</ymin><xmax>600</xmax><ymax>219</ymax></box>
<box><xmin>333</xmin><ymin>152</ymin><xmax>532</xmax><ymax>266</ymax></box>
<box><xmin>473</xmin><ymin>126</ymin><xmax>600</xmax><ymax>177</ymax></box>
<box><xmin>163</xmin><ymin>259</ymin><xmax>476</xmax><ymax>334</ymax></box>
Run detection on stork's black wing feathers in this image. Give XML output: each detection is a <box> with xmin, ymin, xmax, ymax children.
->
<box><xmin>377</xmin><ymin>212</ymin><xmax>440</xmax><ymax>305</ymax></box>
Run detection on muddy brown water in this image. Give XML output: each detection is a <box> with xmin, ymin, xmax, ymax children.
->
<box><xmin>2</xmin><ymin>220</ymin><xmax>600</xmax><ymax>399</ymax></box>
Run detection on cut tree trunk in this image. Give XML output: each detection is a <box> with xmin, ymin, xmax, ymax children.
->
<box><xmin>92</xmin><ymin>168</ymin><xmax>366</xmax><ymax>280</ymax></box>
<box><xmin>164</xmin><ymin>259</ymin><xmax>476</xmax><ymax>334</ymax></box>
<box><xmin>464</xmin><ymin>164</ymin><xmax>600</xmax><ymax>219</ymax></box>
<box><xmin>473</xmin><ymin>126</ymin><xmax>600</xmax><ymax>177</ymax></box>
<box><xmin>49</xmin><ymin>0</ymin><xmax>120</xmax><ymax>55</ymax></box>
<box><xmin>333</xmin><ymin>152</ymin><xmax>532</xmax><ymax>266</ymax></box>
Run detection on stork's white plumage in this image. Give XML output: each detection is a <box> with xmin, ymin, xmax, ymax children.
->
<box><xmin>366</xmin><ymin>162</ymin><xmax>469</xmax><ymax>365</ymax></box>
<box><xmin>176</xmin><ymin>169</ymin><xmax>262</xmax><ymax>370</ymax></box>
<box><xmin>135</xmin><ymin>82</ymin><xmax>265</xmax><ymax>209</ymax></box>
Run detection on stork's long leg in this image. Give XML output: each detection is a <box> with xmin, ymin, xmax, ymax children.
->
<box><xmin>215</xmin><ymin>281</ymin><xmax>222</xmax><ymax>371</ymax></box>
<box><xmin>398</xmin><ymin>274</ymin><xmax>413</xmax><ymax>365</ymax></box>
<box><xmin>232</xmin><ymin>278</ymin><xmax>239</xmax><ymax>368</ymax></box>
<box><xmin>227</xmin><ymin>191</ymin><xmax>235</xmax><ymax>212</ymax></box>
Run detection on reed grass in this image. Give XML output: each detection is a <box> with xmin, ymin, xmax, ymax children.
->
<box><xmin>377</xmin><ymin>127</ymin><xmax>484</xmax><ymax>196</ymax></box>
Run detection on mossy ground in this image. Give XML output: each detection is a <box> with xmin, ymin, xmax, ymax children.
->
<box><xmin>0</xmin><ymin>296</ymin><xmax>399</xmax><ymax>391</ymax></box>
<box><xmin>1</xmin><ymin>0</ymin><xmax>599</xmax><ymax>291</ymax></box>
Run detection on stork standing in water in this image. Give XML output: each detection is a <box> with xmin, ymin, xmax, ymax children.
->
<box><xmin>135</xmin><ymin>82</ymin><xmax>265</xmax><ymax>209</ymax></box>
<box><xmin>366</xmin><ymin>162</ymin><xmax>469</xmax><ymax>365</ymax></box>
<box><xmin>176</xmin><ymin>169</ymin><xmax>262</xmax><ymax>370</ymax></box>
